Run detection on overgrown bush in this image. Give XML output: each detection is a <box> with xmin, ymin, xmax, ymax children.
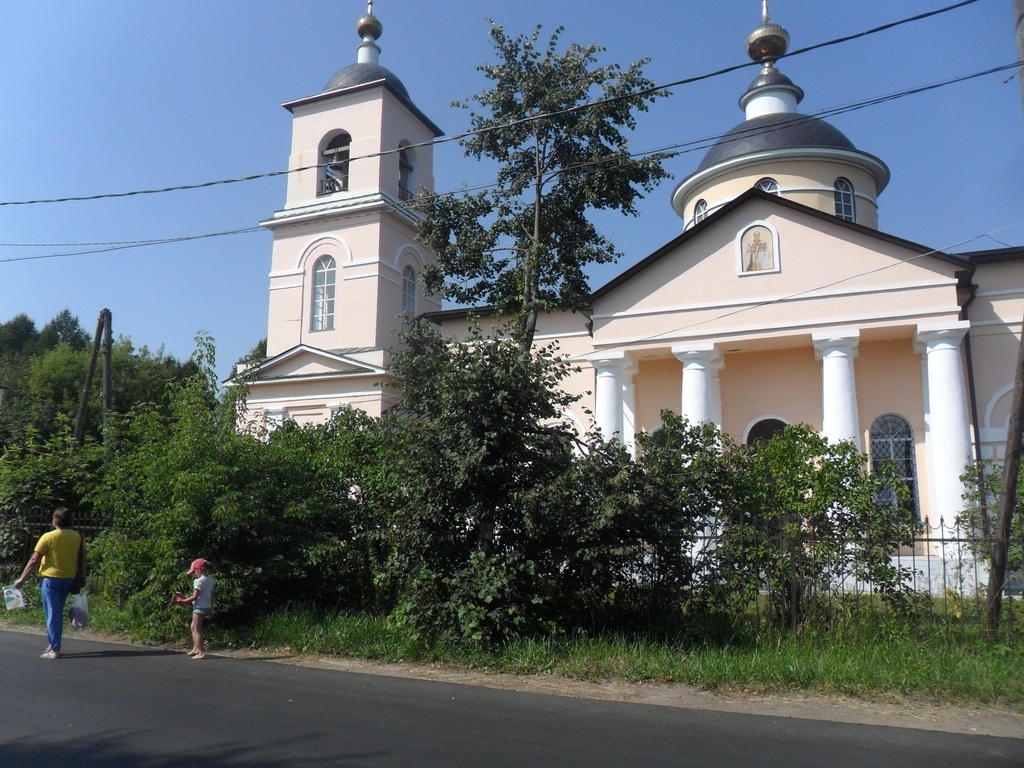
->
<box><xmin>712</xmin><ymin>424</ymin><xmax>922</xmax><ymax>631</ymax></box>
<box><xmin>89</xmin><ymin>343</ymin><xmax>398</xmax><ymax>642</ymax></box>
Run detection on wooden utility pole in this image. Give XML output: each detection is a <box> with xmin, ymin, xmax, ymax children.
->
<box><xmin>986</xmin><ymin>312</ymin><xmax>1024</xmax><ymax>630</ymax></box>
<box><xmin>1016</xmin><ymin>0</ymin><xmax>1024</xmax><ymax>111</ymax></box>
<box><xmin>986</xmin><ymin>0</ymin><xmax>1024</xmax><ymax>631</ymax></box>
<box><xmin>73</xmin><ymin>309</ymin><xmax>112</xmax><ymax>445</ymax></box>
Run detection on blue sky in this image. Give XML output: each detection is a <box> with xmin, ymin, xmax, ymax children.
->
<box><xmin>1</xmin><ymin>1</ymin><xmax>1021</xmax><ymax>380</ymax></box>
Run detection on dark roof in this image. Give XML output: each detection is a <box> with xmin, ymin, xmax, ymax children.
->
<box><xmin>698</xmin><ymin>113</ymin><xmax>856</xmax><ymax>171</ymax></box>
<box><xmin>742</xmin><ymin>68</ymin><xmax>803</xmax><ymax>100</ymax></box>
<box><xmin>323</xmin><ymin>62</ymin><xmax>410</xmax><ymax>99</ymax></box>
<box><xmin>959</xmin><ymin>245</ymin><xmax>1024</xmax><ymax>264</ymax></box>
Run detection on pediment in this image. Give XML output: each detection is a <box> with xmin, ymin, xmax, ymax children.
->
<box><xmin>590</xmin><ymin>192</ymin><xmax>971</xmax><ymax>347</ymax></box>
<box><xmin>245</xmin><ymin>345</ymin><xmax>385</xmax><ymax>382</ymax></box>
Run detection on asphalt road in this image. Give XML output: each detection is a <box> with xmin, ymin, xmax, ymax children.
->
<box><xmin>1</xmin><ymin>628</ymin><xmax>1021</xmax><ymax>768</ymax></box>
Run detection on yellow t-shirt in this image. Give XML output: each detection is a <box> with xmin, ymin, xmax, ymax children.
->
<box><xmin>33</xmin><ymin>529</ymin><xmax>83</xmax><ymax>579</ymax></box>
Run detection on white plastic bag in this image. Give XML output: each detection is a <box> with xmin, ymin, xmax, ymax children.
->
<box><xmin>3</xmin><ymin>586</ymin><xmax>26</xmax><ymax>611</ymax></box>
<box><xmin>68</xmin><ymin>591</ymin><xmax>89</xmax><ymax>628</ymax></box>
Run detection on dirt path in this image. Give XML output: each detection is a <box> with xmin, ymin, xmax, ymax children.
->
<box><xmin>289</xmin><ymin>654</ymin><xmax>1024</xmax><ymax>740</ymax></box>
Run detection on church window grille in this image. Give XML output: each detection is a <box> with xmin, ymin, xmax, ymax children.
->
<box><xmin>694</xmin><ymin>199</ymin><xmax>708</xmax><ymax>224</ymax></box>
<box><xmin>869</xmin><ymin>414</ymin><xmax>919</xmax><ymax>514</ymax></box>
<box><xmin>755</xmin><ymin>177</ymin><xmax>779</xmax><ymax>195</ymax></box>
<box><xmin>746</xmin><ymin>418</ymin><xmax>787</xmax><ymax>444</ymax></box>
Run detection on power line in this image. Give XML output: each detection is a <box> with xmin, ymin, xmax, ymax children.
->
<box><xmin>1</xmin><ymin>53</ymin><xmax>1015</xmax><ymax>266</ymax></box>
<box><xmin>0</xmin><ymin>57</ymin><xmax>1015</xmax><ymax>266</ymax></box>
<box><xmin>0</xmin><ymin>227</ymin><xmax>263</xmax><ymax>264</ymax></box>
<box><xmin>0</xmin><ymin>0</ymin><xmax>991</xmax><ymax>210</ymax></box>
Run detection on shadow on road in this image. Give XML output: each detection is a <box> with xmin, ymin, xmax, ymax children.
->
<box><xmin>57</xmin><ymin>649</ymin><xmax>179</xmax><ymax>659</ymax></box>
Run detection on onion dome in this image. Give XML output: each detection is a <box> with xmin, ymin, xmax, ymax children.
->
<box><xmin>697</xmin><ymin>114</ymin><xmax>856</xmax><ymax>171</ymax></box>
<box><xmin>745</xmin><ymin>0</ymin><xmax>790</xmax><ymax>65</ymax></box>
<box><xmin>671</xmin><ymin>2</ymin><xmax>890</xmax><ymax>227</ymax></box>
<box><xmin>322</xmin><ymin>1</ymin><xmax>409</xmax><ymax>98</ymax></box>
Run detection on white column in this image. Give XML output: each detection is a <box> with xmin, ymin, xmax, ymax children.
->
<box><xmin>709</xmin><ymin>360</ymin><xmax>724</xmax><ymax>430</ymax></box>
<box><xmin>672</xmin><ymin>344</ymin><xmax>722</xmax><ymax>426</ymax></box>
<box><xmin>622</xmin><ymin>358</ymin><xmax>639</xmax><ymax>457</ymax></box>
<box><xmin>813</xmin><ymin>329</ymin><xmax>861</xmax><ymax>450</ymax></box>
<box><xmin>915</xmin><ymin>322</ymin><xmax>972</xmax><ymax>526</ymax></box>
<box><xmin>588</xmin><ymin>351</ymin><xmax>626</xmax><ymax>441</ymax></box>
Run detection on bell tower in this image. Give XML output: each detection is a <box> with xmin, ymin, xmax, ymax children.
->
<box><xmin>246</xmin><ymin>3</ymin><xmax>443</xmax><ymax>422</ymax></box>
<box><xmin>261</xmin><ymin>2</ymin><xmax>443</xmax><ymax>360</ymax></box>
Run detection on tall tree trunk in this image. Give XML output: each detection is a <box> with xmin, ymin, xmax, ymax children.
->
<box><xmin>985</xmin><ymin>312</ymin><xmax>1024</xmax><ymax>631</ymax></box>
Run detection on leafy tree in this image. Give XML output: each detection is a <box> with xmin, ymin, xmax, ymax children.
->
<box><xmin>0</xmin><ymin>313</ymin><xmax>39</xmax><ymax>357</ymax></box>
<box><xmin>0</xmin><ymin>310</ymin><xmax>199</xmax><ymax>447</ymax></box>
<box><xmin>417</xmin><ymin>23</ymin><xmax>672</xmax><ymax>347</ymax></box>
<box><xmin>385</xmin><ymin>318</ymin><xmax>580</xmax><ymax>643</ymax></box>
<box><xmin>38</xmin><ymin>309</ymin><xmax>91</xmax><ymax>352</ymax></box>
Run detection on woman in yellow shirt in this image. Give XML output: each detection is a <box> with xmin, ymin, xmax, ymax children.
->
<box><xmin>14</xmin><ymin>507</ymin><xmax>86</xmax><ymax>659</ymax></box>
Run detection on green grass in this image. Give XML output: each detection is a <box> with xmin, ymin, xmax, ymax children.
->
<box><xmin>238</xmin><ymin>603</ymin><xmax>1024</xmax><ymax>708</ymax></box>
<box><xmin>5</xmin><ymin>595</ymin><xmax>1022</xmax><ymax>709</ymax></box>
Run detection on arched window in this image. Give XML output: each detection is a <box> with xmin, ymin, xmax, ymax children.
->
<box><xmin>834</xmin><ymin>177</ymin><xmax>856</xmax><ymax>222</ymax></box>
<box><xmin>311</xmin><ymin>256</ymin><xmax>337</xmax><ymax>331</ymax></box>
<box><xmin>402</xmin><ymin>265</ymin><xmax>417</xmax><ymax>316</ymax></box>
<box><xmin>755</xmin><ymin>177</ymin><xmax>779</xmax><ymax>195</ymax></box>
<box><xmin>693</xmin><ymin>199</ymin><xmax>708</xmax><ymax>224</ymax></box>
<box><xmin>398</xmin><ymin>144</ymin><xmax>415</xmax><ymax>201</ymax></box>
<box><xmin>319</xmin><ymin>133</ymin><xmax>351</xmax><ymax>196</ymax></box>
<box><xmin>870</xmin><ymin>414</ymin><xmax>919</xmax><ymax>514</ymax></box>
<box><xmin>746</xmin><ymin>418</ymin><xmax>787</xmax><ymax>444</ymax></box>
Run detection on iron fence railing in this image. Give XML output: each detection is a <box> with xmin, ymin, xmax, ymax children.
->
<box><xmin>0</xmin><ymin>507</ymin><xmax>109</xmax><ymax>592</ymax></box>
<box><xmin>1</xmin><ymin>510</ymin><xmax>1020</xmax><ymax>634</ymax></box>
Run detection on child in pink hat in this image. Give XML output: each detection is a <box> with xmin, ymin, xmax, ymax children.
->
<box><xmin>172</xmin><ymin>558</ymin><xmax>215</xmax><ymax>659</ymax></box>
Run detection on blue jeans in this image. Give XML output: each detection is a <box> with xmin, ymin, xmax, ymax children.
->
<box><xmin>40</xmin><ymin>577</ymin><xmax>73</xmax><ymax>651</ymax></box>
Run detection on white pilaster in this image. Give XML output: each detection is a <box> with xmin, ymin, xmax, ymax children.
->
<box><xmin>672</xmin><ymin>344</ymin><xmax>723</xmax><ymax>426</ymax></box>
<box><xmin>812</xmin><ymin>329</ymin><xmax>861</xmax><ymax>449</ymax></box>
<box><xmin>915</xmin><ymin>321</ymin><xmax>972</xmax><ymax>526</ymax></box>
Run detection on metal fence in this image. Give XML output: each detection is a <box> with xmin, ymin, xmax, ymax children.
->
<box><xmin>0</xmin><ymin>507</ymin><xmax>110</xmax><ymax>591</ymax></box>
<box><xmin>1</xmin><ymin>509</ymin><xmax>1020</xmax><ymax>635</ymax></box>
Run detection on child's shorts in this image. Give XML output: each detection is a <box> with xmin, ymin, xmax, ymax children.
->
<box><xmin>193</xmin><ymin>607</ymin><xmax>211</xmax><ymax>616</ymax></box>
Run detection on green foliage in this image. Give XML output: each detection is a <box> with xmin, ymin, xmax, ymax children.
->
<box><xmin>0</xmin><ymin>311</ymin><xmax>198</xmax><ymax>449</ymax></box>
<box><xmin>959</xmin><ymin>460</ymin><xmax>1024</xmax><ymax>578</ymax></box>
<box><xmin>386</xmin><ymin>319</ymin><xmax>580</xmax><ymax>643</ymax></box>
<box><xmin>713</xmin><ymin>424</ymin><xmax>922</xmax><ymax>630</ymax></box>
<box><xmin>0</xmin><ymin>313</ymin><xmax>40</xmax><ymax>357</ymax></box>
<box><xmin>0</xmin><ymin>328</ymin><xmax>943</xmax><ymax>650</ymax></box>
<box><xmin>38</xmin><ymin>309</ymin><xmax>90</xmax><ymax>351</ymax></box>
<box><xmin>89</xmin><ymin>336</ymin><xmax>399</xmax><ymax>642</ymax></box>
<box><xmin>0</xmin><ymin>429</ymin><xmax>105</xmax><ymax>565</ymax></box>
<box><xmin>416</xmin><ymin>23</ymin><xmax>672</xmax><ymax>344</ymax></box>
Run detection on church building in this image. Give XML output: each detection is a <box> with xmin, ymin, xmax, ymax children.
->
<box><xmin>241</xmin><ymin>4</ymin><xmax>1024</xmax><ymax>527</ymax></box>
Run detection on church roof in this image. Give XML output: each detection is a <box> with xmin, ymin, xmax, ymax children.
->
<box><xmin>697</xmin><ymin>113</ymin><xmax>857</xmax><ymax>171</ymax></box>
<box><xmin>323</xmin><ymin>62</ymin><xmax>410</xmax><ymax>100</ymax></box>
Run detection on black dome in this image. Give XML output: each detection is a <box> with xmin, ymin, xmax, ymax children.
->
<box><xmin>698</xmin><ymin>113</ymin><xmax>856</xmax><ymax>171</ymax></box>
<box><xmin>323</xmin><ymin>62</ymin><xmax>410</xmax><ymax>99</ymax></box>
